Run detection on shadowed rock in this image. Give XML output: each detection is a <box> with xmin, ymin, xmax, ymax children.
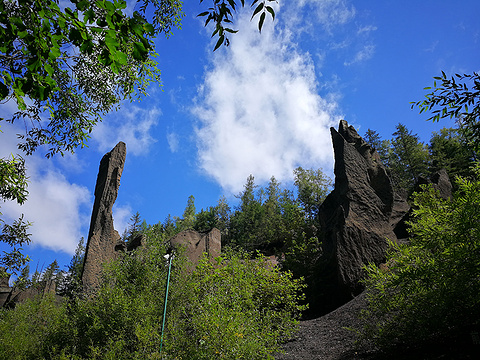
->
<box><xmin>415</xmin><ymin>168</ymin><xmax>452</xmax><ymax>200</ymax></box>
<box><xmin>81</xmin><ymin>142</ymin><xmax>126</xmax><ymax>293</ymax></box>
<box><xmin>393</xmin><ymin>169</ymin><xmax>453</xmax><ymax>240</ymax></box>
<box><xmin>317</xmin><ymin>120</ymin><xmax>398</xmax><ymax>311</ymax></box>
<box><xmin>0</xmin><ymin>269</ymin><xmax>10</xmax><ymax>307</ymax></box>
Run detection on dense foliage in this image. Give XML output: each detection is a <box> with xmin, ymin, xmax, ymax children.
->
<box><xmin>0</xmin><ymin>226</ymin><xmax>305</xmax><ymax>359</ymax></box>
<box><xmin>358</xmin><ymin>164</ymin><xmax>480</xmax><ymax>348</ymax></box>
<box><xmin>364</xmin><ymin>124</ymin><xmax>475</xmax><ymax>194</ymax></box>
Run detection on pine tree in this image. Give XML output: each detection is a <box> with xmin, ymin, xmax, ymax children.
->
<box><xmin>389</xmin><ymin>123</ymin><xmax>430</xmax><ymax>192</ymax></box>
<box><xmin>429</xmin><ymin>127</ymin><xmax>474</xmax><ymax>180</ymax></box>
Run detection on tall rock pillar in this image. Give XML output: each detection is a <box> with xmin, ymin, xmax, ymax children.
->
<box><xmin>317</xmin><ymin>120</ymin><xmax>397</xmax><ymax>311</ymax></box>
<box><xmin>82</xmin><ymin>142</ymin><xmax>126</xmax><ymax>293</ymax></box>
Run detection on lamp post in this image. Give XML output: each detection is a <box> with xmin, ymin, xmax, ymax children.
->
<box><xmin>159</xmin><ymin>251</ymin><xmax>174</xmax><ymax>356</ymax></box>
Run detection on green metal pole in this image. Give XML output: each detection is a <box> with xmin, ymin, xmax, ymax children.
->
<box><xmin>159</xmin><ymin>253</ymin><xmax>173</xmax><ymax>357</ymax></box>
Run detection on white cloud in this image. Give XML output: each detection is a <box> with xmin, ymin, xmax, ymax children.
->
<box><xmin>424</xmin><ymin>40</ymin><xmax>439</xmax><ymax>52</ymax></box>
<box><xmin>167</xmin><ymin>131</ymin><xmax>179</xmax><ymax>153</ymax></box>
<box><xmin>357</xmin><ymin>25</ymin><xmax>377</xmax><ymax>35</ymax></box>
<box><xmin>1</xmin><ymin>160</ymin><xmax>91</xmax><ymax>255</ymax></box>
<box><xmin>193</xmin><ymin>10</ymin><xmax>340</xmax><ymax>194</ymax></box>
<box><xmin>289</xmin><ymin>0</ymin><xmax>356</xmax><ymax>33</ymax></box>
<box><xmin>92</xmin><ymin>104</ymin><xmax>161</xmax><ymax>156</ymax></box>
<box><xmin>113</xmin><ymin>204</ymin><xmax>133</xmax><ymax>237</ymax></box>
<box><xmin>344</xmin><ymin>44</ymin><xmax>375</xmax><ymax>66</ymax></box>
<box><xmin>1</xmin><ymin>122</ymin><xmax>92</xmax><ymax>255</ymax></box>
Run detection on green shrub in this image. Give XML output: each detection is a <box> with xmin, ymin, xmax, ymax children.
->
<box><xmin>166</xmin><ymin>251</ymin><xmax>306</xmax><ymax>359</ymax></box>
<box><xmin>0</xmin><ymin>225</ymin><xmax>306</xmax><ymax>359</ymax></box>
<box><xmin>68</xmin><ymin>231</ymin><xmax>174</xmax><ymax>359</ymax></box>
<box><xmin>66</xmin><ymin>230</ymin><xmax>305</xmax><ymax>359</ymax></box>
<box><xmin>358</xmin><ymin>164</ymin><xmax>480</xmax><ymax>348</ymax></box>
<box><xmin>0</xmin><ymin>294</ymin><xmax>70</xmax><ymax>360</ymax></box>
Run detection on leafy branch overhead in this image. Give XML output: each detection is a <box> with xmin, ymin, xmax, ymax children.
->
<box><xmin>0</xmin><ymin>0</ymin><xmax>183</xmax><ymax>158</ymax></box>
<box><xmin>411</xmin><ymin>71</ymin><xmax>480</xmax><ymax>152</ymax></box>
<box><xmin>198</xmin><ymin>0</ymin><xmax>277</xmax><ymax>51</ymax></box>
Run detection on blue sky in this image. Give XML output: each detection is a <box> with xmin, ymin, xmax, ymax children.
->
<box><xmin>1</xmin><ymin>0</ymin><xmax>479</xmax><ymax>274</ymax></box>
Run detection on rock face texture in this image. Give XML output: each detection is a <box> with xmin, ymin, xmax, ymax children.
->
<box><xmin>416</xmin><ymin>168</ymin><xmax>453</xmax><ymax>200</ymax></box>
<box><xmin>169</xmin><ymin>228</ymin><xmax>221</xmax><ymax>266</ymax></box>
<box><xmin>0</xmin><ymin>269</ymin><xmax>10</xmax><ymax>307</ymax></box>
<box><xmin>393</xmin><ymin>169</ymin><xmax>453</xmax><ymax>240</ymax></box>
<box><xmin>82</xmin><ymin>142</ymin><xmax>126</xmax><ymax>292</ymax></box>
<box><xmin>317</xmin><ymin>120</ymin><xmax>399</xmax><ymax>310</ymax></box>
<box><xmin>1</xmin><ymin>268</ymin><xmax>57</xmax><ymax>308</ymax></box>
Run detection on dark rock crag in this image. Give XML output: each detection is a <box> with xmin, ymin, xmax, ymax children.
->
<box><xmin>317</xmin><ymin>120</ymin><xmax>400</xmax><ymax>312</ymax></box>
<box><xmin>81</xmin><ymin>142</ymin><xmax>126</xmax><ymax>293</ymax></box>
<box><xmin>393</xmin><ymin>168</ymin><xmax>453</xmax><ymax>240</ymax></box>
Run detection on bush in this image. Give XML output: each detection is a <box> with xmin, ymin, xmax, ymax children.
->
<box><xmin>0</xmin><ymin>294</ymin><xmax>70</xmax><ymax>360</ymax></box>
<box><xmin>358</xmin><ymin>164</ymin><xmax>480</xmax><ymax>348</ymax></box>
<box><xmin>0</xmin><ymin>225</ymin><xmax>306</xmax><ymax>359</ymax></box>
<box><xmin>166</xmin><ymin>251</ymin><xmax>306</xmax><ymax>359</ymax></box>
<box><xmin>66</xmin><ymin>229</ymin><xmax>305</xmax><ymax>359</ymax></box>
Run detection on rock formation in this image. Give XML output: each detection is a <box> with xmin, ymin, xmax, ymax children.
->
<box><xmin>1</xmin><ymin>268</ymin><xmax>57</xmax><ymax>308</ymax></box>
<box><xmin>393</xmin><ymin>168</ymin><xmax>453</xmax><ymax>240</ymax></box>
<box><xmin>416</xmin><ymin>168</ymin><xmax>453</xmax><ymax>200</ymax></box>
<box><xmin>317</xmin><ymin>120</ymin><xmax>400</xmax><ymax>311</ymax></box>
<box><xmin>169</xmin><ymin>228</ymin><xmax>221</xmax><ymax>266</ymax></box>
<box><xmin>0</xmin><ymin>269</ymin><xmax>10</xmax><ymax>307</ymax></box>
<box><xmin>81</xmin><ymin>141</ymin><xmax>126</xmax><ymax>293</ymax></box>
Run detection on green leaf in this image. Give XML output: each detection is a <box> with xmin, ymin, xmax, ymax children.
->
<box><xmin>114</xmin><ymin>51</ymin><xmax>128</xmax><ymax>65</ymax></box>
<box><xmin>265</xmin><ymin>6</ymin><xmax>275</xmax><ymax>20</ymax></box>
<box><xmin>44</xmin><ymin>63</ymin><xmax>54</xmax><ymax>76</ymax></box>
<box><xmin>18</xmin><ymin>30</ymin><xmax>28</xmax><ymax>39</ymax></box>
<box><xmin>258</xmin><ymin>12</ymin><xmax>266</xmax><ymax>32</ymax></box>
<box><xmin>76</xmin><ymin>0</ymin><xmax>89</xmax><ymax>11</ymax></box>
<box><xmin>214</xmin><ymin>35</ymin><xmax>225</xmax><ymax>51</ymax></box>
<box><xmin>133</xmin><ymin>41</ymin><xmax>148</xmax><ymax>60</ymax></box>
<box><xmin>105</xmin><ymin>32</ymin><xmax>119</xmax><ymax>52</ymax></box>
<box><xmin>251</xmin><ymin>2</ymin><xmax>264</xmax><ymax>20</ymax></box>
<box><xmin>227</xmin><ymin>0</ymin><xmax>236</xmax><ymax>10</ymax></box>
<box><xmin>117</xmin><ymin>0</ymin><xmax>127</xmax><ymax>10</ymax></box>
<box><xmin>58</xmin><ymin>16</ymin><xmax>66</xmax><ymax>29</ymax></box>
<box><xmin>84</xmin><ymin>8</ymin><xmax>95</xmax><ymax>23</ymax></box>
<box><xmin>15</xmin><ymin>93</ymin><xmax>26</xmax><ymax>110</ymax></box>
<box><xmin>143</xmin><ymin>23</ymin><xmax>154</xmax><ymax>35</ymax></box>
<box><xmin>0</xmin><ymin>81</ymin><xmax>8</xmax><ymax>100</ymax></box>
<box><xmin>69</xmin><ymin>28</ymin><xmax>83</xmax><ymax>45</ymax></box>
<box><xmin>131</xmin><ymin>22</ymin><xmax>144</xmax><ymax>37</ymax></box>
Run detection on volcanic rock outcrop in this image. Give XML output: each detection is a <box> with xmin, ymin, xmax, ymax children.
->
<box><xmin>393</xmin><ymin>168</ymin><xmax>453</xmax><ymax>239</ymax></box>
<box><xmin>317</xmin><ymin>120</ymin><xmax>400</xmax><ymax>311</ymax></box>
<box><xmin>1</xmin><ymin>268</ymin><xmax>57</xmax><ymax>308</ymax></box>
<box><xmin>169</xmin><ymin>228</ymin><xmax>221</xmax><ymax>266</ymax></box>
<box><xmin>81</xmin><ymin>141</ymin><xmax>126</xmax><ymax>293</ymax></box>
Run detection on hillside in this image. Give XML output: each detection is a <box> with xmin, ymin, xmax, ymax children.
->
<box><xmin>276</xmin><ymin>292</ymin><xmax>479</xmax><ymax>360</ymax></box>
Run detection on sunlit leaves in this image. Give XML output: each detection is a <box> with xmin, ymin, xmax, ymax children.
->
<box><xmin>411</xmin><ymin>72</ymin><xmax>480</xmax><ymax>154</ymax></box>
<box><xmin>0</xmin><ymin>0</ymin><xmax>183</xmax><ymax>275</ymax></box>
<box><xmin>0</xmin><ymin>0</ymin><xmax>182</xmax><ymax>157</ymax></box>
<box><xmin>360</xmin><ymin>164</ymin><xmax>480</xmax><ymax>347</ymax></box>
